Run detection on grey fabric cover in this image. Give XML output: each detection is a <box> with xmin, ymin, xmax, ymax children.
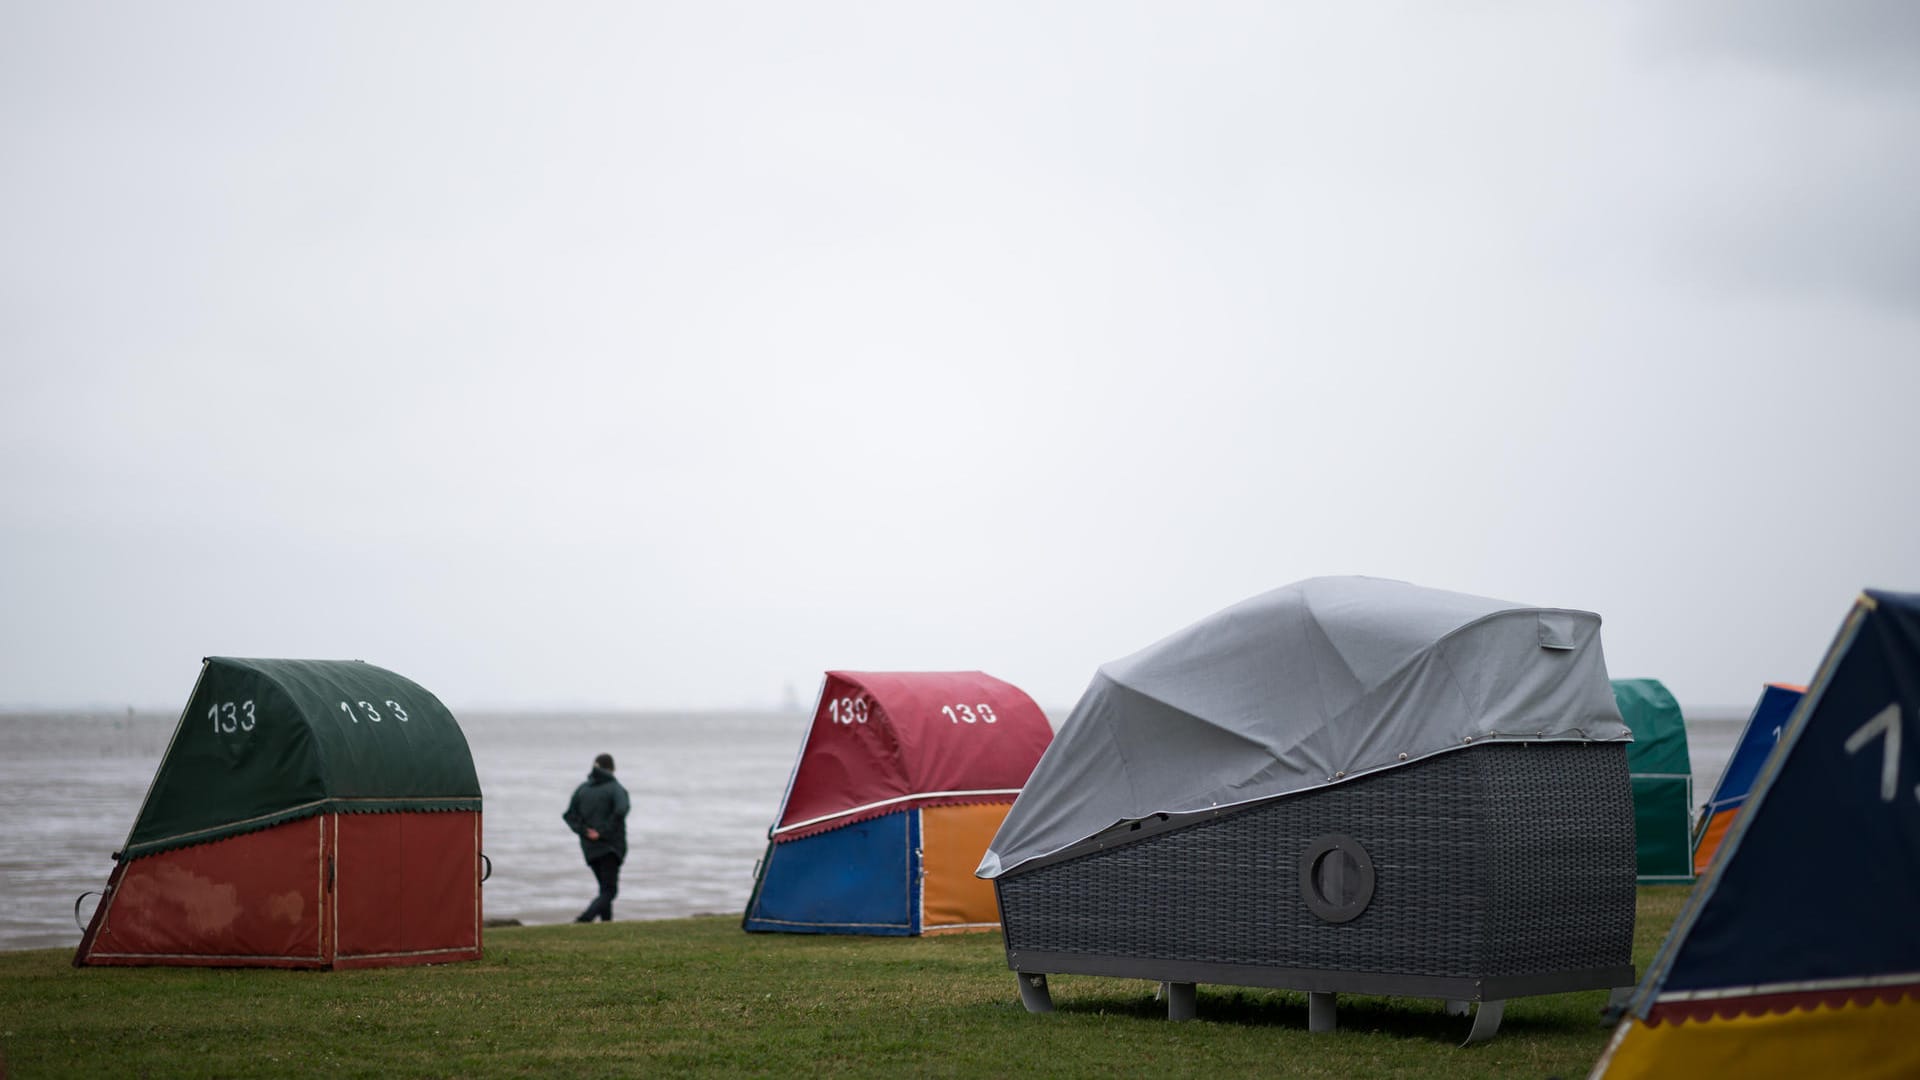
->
<box><xmin>978</xmin><ymin>576</ymin><xmax>1629</xmax><ymax>878</ymax></box>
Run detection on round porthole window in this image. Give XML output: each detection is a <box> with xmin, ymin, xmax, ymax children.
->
<box><xmin>1299</xmin><ymin>833</ymin><xmax>1375</xmax><ymax>923</ymax></box>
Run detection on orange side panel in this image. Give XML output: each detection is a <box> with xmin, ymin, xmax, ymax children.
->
<box><xmin>334</xmin><ymin>811</ymin><xmax>481</xmax><ymax>966</ymax></box>
<box><xmin>1693</xmin><ymin>808</ymin><xmax>1737</xmax><ymax>876</ymax></box>
<box><xmin>920</xmin><ymin>802</ymin><xmax>1011</xmax><ymax>933</ymax></box>
<box><xmin>80</xmin><ymin>817</ymin><xmax>326</xmax><ymax>967</ymax></box>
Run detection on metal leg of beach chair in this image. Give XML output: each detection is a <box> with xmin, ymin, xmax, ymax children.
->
<box><xmin>1016</xmin><ymin>972</ymin><xmax>1054</xmax><ymax>1013</ymax></box>
<box><xmin>1165</xmin><ymin>982</ymin><xmax>1196</xmax><ymax>1021</ymax></box>
<box><xmin>1461</xmin><ymin>999</ymin><xmax>1504</xmax><ymax>1045</ymax></box>
<box><xmin>1308</xmin><ymin>991</ymin><xmax>1337</xmax><ymax>1033</ymax></box>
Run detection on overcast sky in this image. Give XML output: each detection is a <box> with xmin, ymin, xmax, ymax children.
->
<box><xmin>3</xmin><ymin>3</ymin><xmax>1916</xmax><ymax>712</ymax></box>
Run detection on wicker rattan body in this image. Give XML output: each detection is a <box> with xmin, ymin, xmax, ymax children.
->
<box><xmin>996</xmin><ymin>742</ymin><xmax>1637</xmax><ymax>1009</ymax></box>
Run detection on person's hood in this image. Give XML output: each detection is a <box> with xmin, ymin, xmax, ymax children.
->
<box><xmin>587</xmin><ymin>766</ymin><xmax>616</xmax><ymax>784</ymax></box>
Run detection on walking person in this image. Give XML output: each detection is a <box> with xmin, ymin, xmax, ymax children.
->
<box><xmin>563</xmin><ymin>752</ymin><xmax>629</xmax><ymax>922</ymax></box>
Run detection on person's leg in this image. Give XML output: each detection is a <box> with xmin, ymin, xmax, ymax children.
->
<box><xmin>577</xmin><ymin>854</ymin><xmax>617</xmax><ymax>922</ymax></box>
<box><xmin>592</xmin><ymin>853</ymin><xmax>623</xmax><ymax>921</ymax></box>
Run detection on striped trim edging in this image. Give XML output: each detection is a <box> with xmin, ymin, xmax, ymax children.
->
<box><xmin>1658</xmin><ymin>970</ymin><xmax>1920</xmax><ymax>1003</ymax></box>
<box><xmin>771</xmin><ymin>789</ymin><xmax>1021</xmax><ymax>836</ymax></box>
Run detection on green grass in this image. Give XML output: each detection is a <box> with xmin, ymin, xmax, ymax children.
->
<box><xmin>0</xmin><ymin>887</ymin><xmax>1690</xmax><ymax>1079</ymax></box>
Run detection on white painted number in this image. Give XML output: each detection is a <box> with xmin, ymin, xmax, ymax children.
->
<box><xmin>338</xmin><ymin>700</ymin><xmax>412</xmax><ymax>725</ymax></box>
<box><xmin>1844</xmin><ymin>703</ymin><xmax>1904</xmax><ymax>803</ymax></box>
<box><xmin>828</xmin><ymin>697</ymin><xmax>869</xmax><ymax>725</ymax></box>
<box><xmin>208</xmin><ymin>700</ymin><xmax>256</xmax><ymax>734</ymax></box>
<box><xmin>941</xmin><ymin>703</ymin><xmax>998</xmax><ymax>724</ymax></box>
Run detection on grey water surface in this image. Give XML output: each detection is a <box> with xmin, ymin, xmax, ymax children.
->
<box><xmin>0</xmin><ymin>709</ymin><xmax>802</xmax><ymax>951</ymax></box>
<box><xmin>0</xmin><ymin>703</ymin><xmax>1748</xmax><ymax>953</ymax></box>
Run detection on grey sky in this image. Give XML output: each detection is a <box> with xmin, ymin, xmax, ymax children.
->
<box><xmin>3</xmin><ymin>3</ymin><xmax>1916</xmax><ymax>711</ymax></box>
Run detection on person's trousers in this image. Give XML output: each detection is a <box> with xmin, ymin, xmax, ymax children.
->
<box><xmin>579</xmin><ymin>852</ymin><xmax>623</xmax><ymax>922</ymax></box>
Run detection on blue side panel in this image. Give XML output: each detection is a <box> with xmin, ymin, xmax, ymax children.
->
<box><xmin>1704</xmin><ymin>684</ymin><xmax>1803</xmax><ymax>815</ymax></box>
<box><xmin>1663</xmin><ymin>590</ymin><xmax>1920</xmax><ymax>994</ymax></box>
<box><xmin>743</xmin><ymin>810</ymin><xmax>922</xmax><ymax>935</ymax></box>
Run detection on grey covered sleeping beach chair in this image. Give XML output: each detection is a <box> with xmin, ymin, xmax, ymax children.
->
<box><xmin>978</xmin><ymin>577</ymin><xmax>1638</xmax><ymax>1043</ymax></box>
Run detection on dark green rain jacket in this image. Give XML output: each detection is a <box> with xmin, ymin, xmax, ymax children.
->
<box><xmin>563</xmin><ymin>767</ymin><xmax>630</xmax><ymax>861</ymax></box>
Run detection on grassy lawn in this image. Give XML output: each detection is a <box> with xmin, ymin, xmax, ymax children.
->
<box><xmin>0</xmin><ymin>887</ymin><xmax>1689</xmax><ymax>1079</ymax></box>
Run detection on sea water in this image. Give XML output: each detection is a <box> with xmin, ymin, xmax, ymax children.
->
<box><xmin>0</xmin><ymin>705</ymin><xmax>1747</xmax><ymax>953</ymax></box>
<box><xmin>0</xmin><ymin>709</ymin><xmax>803</xmax><ymax>952</ymax></box>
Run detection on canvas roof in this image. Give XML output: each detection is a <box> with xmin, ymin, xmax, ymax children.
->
<box><xmin>1705</xmin><ymin>683</ymin><xmax>1802</xmax><ymax>817</ymax></box>
<box><xmin>122</xmin><ymin>657</ymin><xmax>480</xmax><ymax>859</ymax></box>
<box><xmin>1614</xmin><ymin>678</ymin><xmax>1691</xmax><ymax>776</ymax></box>
<box><xmin>769</xmin><ymin>671</ymin><xmax>1052</xmax><ymax>841</ymax></box>
<box><xmin>980</xmin><ymin>576</ymin><xmax>1630</xmax><ymax>878</ymax></box>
